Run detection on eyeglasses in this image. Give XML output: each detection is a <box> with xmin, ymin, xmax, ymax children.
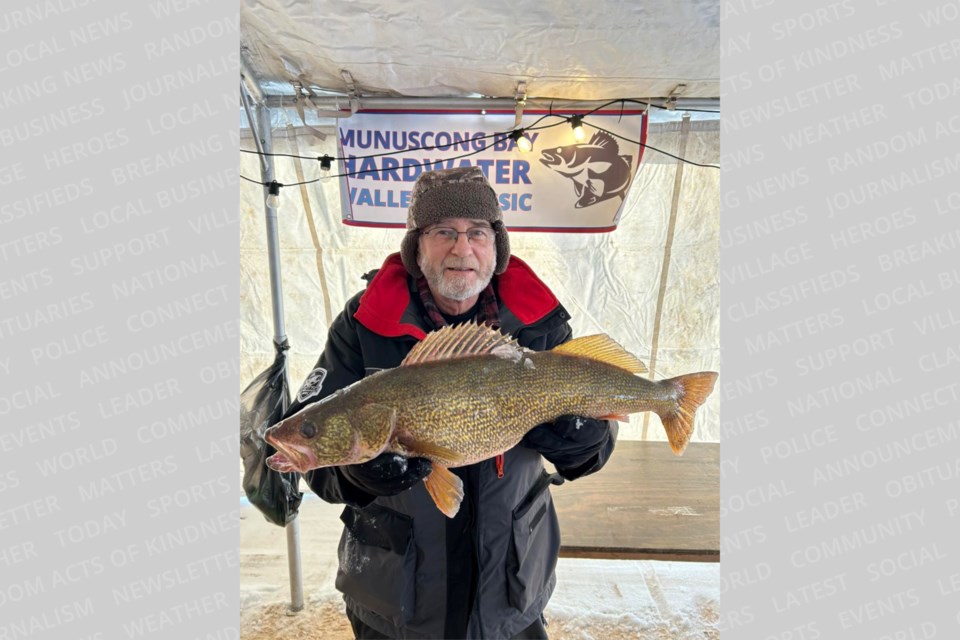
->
<box><xmin>420</xmin><ymin>227</ymin><xmax>494</xmax><ymax>246</ymax></box>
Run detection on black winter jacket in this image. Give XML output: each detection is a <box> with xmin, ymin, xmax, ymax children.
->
<box><xmin>284</xmin><ymin>253</ymin><xmax>617</xmax><ymax>639</ymax></box>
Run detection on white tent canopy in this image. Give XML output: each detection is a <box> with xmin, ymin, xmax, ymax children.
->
<box><xmin>240</xmin><ymin>0</ymin><xmax>720</xmax><ymax>101</ymax></box>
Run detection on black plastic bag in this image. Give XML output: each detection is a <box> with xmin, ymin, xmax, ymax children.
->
<box><xmin>240</xmin><ymin>339</ymin><xmax>302</xmax><ymax>526</ymax></box>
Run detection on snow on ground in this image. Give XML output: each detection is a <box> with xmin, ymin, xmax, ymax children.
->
<box><xmin>240</xmin><ymin>494</ymin><xmax>719</xmax><ymax>639</ymax></box>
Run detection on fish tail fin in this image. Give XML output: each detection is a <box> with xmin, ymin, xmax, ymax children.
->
<box><xmin>423</xmin><ymin>465</ymin><xmax>464</xmax><ymax>518</ymax></box>
<box><xmin>657</xmin><ymin>372</ymin><xmax>719</xmax><ymax>456</ymax></box>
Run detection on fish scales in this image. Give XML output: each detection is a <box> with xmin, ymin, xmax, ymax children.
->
<box><xmin>264</xmin><ymin>323</ymin><xmax>718</xmax><ymax>517</ymax></box>
<box><xmin>336</xmin><ymin>351</ymin><xmax>674</xmax><ymax>466</ymax></box>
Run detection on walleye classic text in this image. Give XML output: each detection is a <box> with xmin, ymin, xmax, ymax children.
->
<box><xmin>348</xmin><ymin>181</ymin><xmax>531</xmax><ymax>212</ymax></box>
<box><xmin>345</xmin><ymin>160</ymin><xmax>533</xmax><ymax>211</ymax></box>
<box><xmin>341</xmin><ymin>128</ymin><xmax>537</xmax><ymax>212</ymax></box>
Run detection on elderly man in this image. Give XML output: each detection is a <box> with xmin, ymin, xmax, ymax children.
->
<box><xmin>284</xmin><ymin>166</ymin><xmax>617</xmax><ymax>639</ymax></box>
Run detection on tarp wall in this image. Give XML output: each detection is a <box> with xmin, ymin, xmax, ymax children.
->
<box><xmin>239</xmin><ymin>110</ymin><xmax>720</xmax><ymax>444</ymax></box>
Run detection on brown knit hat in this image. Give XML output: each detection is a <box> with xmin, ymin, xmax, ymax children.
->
<box><xmin>400</xmin><ymin>167</ymin><xmax>510</xmax><ymax>278</ymax></box>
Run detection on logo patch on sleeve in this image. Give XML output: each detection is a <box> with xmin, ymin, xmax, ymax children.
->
<box><xmin>296</xmin><ymin>367</ymin><xmax>328</xmax><ymax>403</ymax></box>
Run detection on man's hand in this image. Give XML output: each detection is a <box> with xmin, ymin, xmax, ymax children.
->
<box><xmin>520</xmin><ymin>415</ymin><xmax>616</xmax><ymax>479</ymax></box>
<box><xmin>340</xmin><ymin>452</ymin><xmax>433</xmax><ymax>498</ymax></box>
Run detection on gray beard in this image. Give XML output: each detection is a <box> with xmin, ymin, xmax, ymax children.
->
<box><xmin>418</xmin><ymin>254</ymin><xmax>495</xmax><ymax>302</ymax></box>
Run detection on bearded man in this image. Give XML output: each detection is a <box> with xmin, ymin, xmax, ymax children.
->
<box><xmin>282</xmin><ymin>166</ymin><xmax>617</xmax><ymax>639</ymax></box>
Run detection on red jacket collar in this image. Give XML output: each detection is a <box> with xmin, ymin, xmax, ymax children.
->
<box><xmin>354</xmin><ymin>253</ymin><xmax>560</xmax><ymax>339</ymax></box>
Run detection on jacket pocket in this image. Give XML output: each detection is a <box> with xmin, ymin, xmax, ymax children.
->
<box><xmin>506</xmin><ymin>472</ymin><xmax>562</xmax><ymax>612</ymax></box>
<box><xmin>335</xmin><ymin>504</ymin><xmax>417</xmax><ymax>625</ymax></box>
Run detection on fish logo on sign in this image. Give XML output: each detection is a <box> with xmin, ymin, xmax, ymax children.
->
<box><xmin>539</xmin><ymin>131</ymin><xmax>633</xmax><ymax>208</ymax></box>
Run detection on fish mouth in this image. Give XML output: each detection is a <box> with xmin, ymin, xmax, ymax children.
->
<box><xmin>539</xmin><ymin>151</ymin><xmax>560</xmax><ymax>168</ymax></box>
<box><xmin>265</xmin><ymin>435</ymin><xmax>319</xmax><ymax>473</ymax></box>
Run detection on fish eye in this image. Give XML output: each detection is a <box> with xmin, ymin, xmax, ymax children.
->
<box><xmin>299</xmin><ymin>423</ymin><xmax>317</xmax><ymax>438</ymax></box>
<box><xmin>556</xmin><ymin>148</ymin><xmax>562</xmax><ymax>153</ymax></box>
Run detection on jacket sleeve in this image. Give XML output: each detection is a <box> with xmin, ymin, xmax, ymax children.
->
<box><xmin>281</xmin><ymin>292</ymin><xmax>377</xmax><ymax>507</ymax></box>
<box><xmin>516</xmin><ymin>316</ymin><xmax>572</xmax><ymax>353</ymax></box>
<box><xmin>553</xmin><ymin>420</ymin><xmax>618</xmax><ymax>480</ymax></box>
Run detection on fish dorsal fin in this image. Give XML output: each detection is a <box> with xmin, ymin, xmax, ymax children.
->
<box><xmin>589</xmin><ymin>130</ymin><xmax>617</xmax><ymax>149</ymax></box>
<box><xmin>552</xmin><ymin>334</ymin><xmax>647</xmax><ymax>373</ymax></box>
<box><xmin>401</xmin><ymin>322</ymin><xmax>523</xmax><ymax>366</ymax></box>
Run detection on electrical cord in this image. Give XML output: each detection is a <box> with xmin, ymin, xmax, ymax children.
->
<box><xmin>239</xmin><ymin>103</ymin><xmax>719</xmax><ymax>185</ymax></box>
<box><xmin>584</xmin><ymin>122</ymin><xmax>721</xmax><ymax>169</ymax></box>
<box><xmin>517</xmin><ymin>115</ymin><xmax>720</xmax><ymax>169</ymax></box>
<box><xmin>241</xmin><ymin>141</ymin><xmax>496</xmax><ymax>186</ymax></box>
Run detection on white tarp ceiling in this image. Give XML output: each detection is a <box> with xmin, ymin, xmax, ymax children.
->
<box><xmin>240</xmin><ymin>0</ymin><xmax>720</xmax><ymax>100</ymax></box>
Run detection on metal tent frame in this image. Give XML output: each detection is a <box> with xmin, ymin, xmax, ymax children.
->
<box><xmin>241</xmin><ymin>64</ymin><xmax>305</xmax><ymax>612</ymax></box>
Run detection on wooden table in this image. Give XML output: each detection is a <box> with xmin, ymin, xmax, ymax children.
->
<box><xmin>550</xmin><ymin>441</ymin><xmax>719</xmax><ymax>562</ymax></box>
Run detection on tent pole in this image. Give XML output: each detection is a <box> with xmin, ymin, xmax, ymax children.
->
<box><xmin>250</xmin><ymin>93</ymin><xmax>304</xmax><ymax>613</ymax></box>
<box><xmin>262</xmin><ymin>94</ymin><xmax>720</xmax><ymax>112</ymax></box>
<box><xmin>240</xmin><ymin>81</ymin><xmax>268</xmax><ymax>175</ymax></box>
<box><xmin>284</xmin><ymin>512</ymin><xmax>305</xmax><ymax>613</ymax></box>
<box><xmin>254</xmin><ymin>107</ymin><xmax>288</xmax><ymax>345</ymax></box>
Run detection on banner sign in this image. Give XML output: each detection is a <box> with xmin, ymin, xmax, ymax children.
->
<box><xmin>337</xmin><ymin>110</ymin><xmax>647</xmax><ymax>232</ymax></box>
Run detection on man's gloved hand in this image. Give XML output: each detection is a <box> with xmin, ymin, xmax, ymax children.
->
<box><xmin>520</xmin><ymin>415</ymin><xmax>616</xmax><ymax>480</ymax></box>
<box><xmin>339</xmin><ymin>452</ymin><xmax>433</xmax><ymax>499</ymax></box>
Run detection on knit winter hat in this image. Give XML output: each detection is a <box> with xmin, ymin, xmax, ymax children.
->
<box><xmin>400</xmin><ymin>166</ymin><xmax>510</xmax><ymax>278</ymax></box>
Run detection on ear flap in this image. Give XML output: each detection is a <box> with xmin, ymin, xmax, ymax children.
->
<box><xmin>492</xmin><ymin>220</ymin><xmax>511</xmax><ymax>274</ymax></box>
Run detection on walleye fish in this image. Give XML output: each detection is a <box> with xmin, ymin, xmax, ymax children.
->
<box><xmin>265</xmin><ymin>323</ymin><xmax>717</xmax><ymax>518</ymax></box>
<box><xmin>539</xmin><ymin>131</ymin><xmax>633</xmax><ymax>208</ymax></box>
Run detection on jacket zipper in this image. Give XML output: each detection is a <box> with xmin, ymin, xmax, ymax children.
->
<box><xmin>472</xmin><ymin>465</ymin><xmax>484</xmax><ymax>635</ymax></box>
<box><xmin>514</xmin><ymin>471</ymin><xmax>563</xmax><ymax>519</ymax></box>
<box><xmin>495</xmin><ymin>453</ymin><xmax>504</xmax><ymax>478</ymax></box>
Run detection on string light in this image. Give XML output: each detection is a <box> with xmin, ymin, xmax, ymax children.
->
<box><xmin>240</xmin><ymin>106</ymin><xmax>722</xmax><ymax>185</ymax></box>
<box><xmin>569</xmin><ymin>115</ymin><xmax>585</xmax><ymax>141</ymax></box>
<box><xmin>266</xmin><ymin>180</ymin><xmax>282</xmax><ymax>208</ymax></box>
<box><xmin>508</xmin><ymin>129</ymin><xmax>532</xmax><ymax>152</ymax></box>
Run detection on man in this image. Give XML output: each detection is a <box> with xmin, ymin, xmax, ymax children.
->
<box><xmin>284</xmin><ymin>166</ymin><xmax>617</xmax><ymax>639</ymax></box>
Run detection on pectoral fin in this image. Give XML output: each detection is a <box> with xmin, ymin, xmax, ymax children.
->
<box><xmin>423</xmin><ymin>465</ymin><xmax>464</xmax><ymax>518</ymax></box>
<box><xmin>598</xmin><ymin>413</ymin><xmax>630</xmax><ymax>421</ymax></box>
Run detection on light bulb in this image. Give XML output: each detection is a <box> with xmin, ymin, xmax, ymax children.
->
<box><xmin>570</xmin><ymin>115</ymin><xmax>585</xmax><ymax>141</ymax></box>
<box><xmin>509</xmin><ymin>129</ymin><xmax>532</xmax><ymax>152</ymax></box>
<box><xmin>266</xmin><ymin>181</ymin><xmax>281</xmax><ymax>208</ymax></box>
<box><xmin>319</xmin><ymin>154</ymin><xmax>332</xmax><ymax>171</ymax></box>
